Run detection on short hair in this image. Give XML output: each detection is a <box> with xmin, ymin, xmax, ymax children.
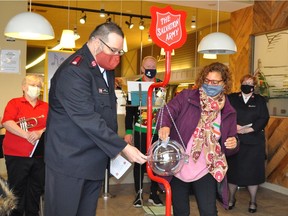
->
<box><xmin>142</xmin><ymin>56</ymin><xmax>157</xmax><ymax>65</ymax></box>
<box><xmin>22</xmin><ymin>75</ymin><xmax>43</xmax><ymax>88</ymax></box>
<box><xmin>195</xmin><ymin>62</ymin><xmax>232</xmax><ymax>94</ymax></box>
<box><xmin>240</xmin><ymin>74</ymin><xmax>258</xmax><ymax>85</ymax></box>
<box><xmin>89</xmin><ymin>22</ymin><xmax>124</xmax><ymax>41</ymax></box>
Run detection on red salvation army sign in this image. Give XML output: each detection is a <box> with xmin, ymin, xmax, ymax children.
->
<box><xmin>150</xmin><ymin>6</ymin><xmax>187</xmax><ymax>51</ymax></box>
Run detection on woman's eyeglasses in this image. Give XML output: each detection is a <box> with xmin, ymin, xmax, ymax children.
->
<box><xmin>99</xmin><ymin>38</ymin><xmax>125</xmax><ymax>56</ymax></box>
<box><xmin>204</xmin><ymin>78</ymin><xmax>223</xmax><ymax>85</ymax></box>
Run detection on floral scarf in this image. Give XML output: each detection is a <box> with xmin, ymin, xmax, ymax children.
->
<box><xmin>190</xmin><ymin>88</ymin><xmax>228</xmax><ymax>182</ymax></box>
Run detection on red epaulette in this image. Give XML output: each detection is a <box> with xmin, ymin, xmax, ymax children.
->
<box><xmin>70</xmin><ymin>55</ymin><xmax>83</xmax><ymax>66</ymax></box>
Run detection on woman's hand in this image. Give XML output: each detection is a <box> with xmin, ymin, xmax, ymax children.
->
<box><xmin>158</xmin><ymin>127</ymin><xmax>170</xmax><ymax>141</ymax></box>
<box><xmin>224</xmin><ymin>137</ymin><xmax>237</xmax><ymax>149</ymax></box>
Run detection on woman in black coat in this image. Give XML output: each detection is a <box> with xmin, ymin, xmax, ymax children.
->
<box><xmin>227</xmin><ymin>74</ymin><xmax>269</xmax><ymax>213</ymax></box>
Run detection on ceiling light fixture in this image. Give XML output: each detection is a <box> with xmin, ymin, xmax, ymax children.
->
<box><xmin>148</xmin><ymin>34</ymin><xmax>152</xmax><ymax>42</ymax></box>
<box><xmin>106</xmin><ymin>14</ymin><xmax>112</xmax><ymax>23</ymax></box>
<box><xmin>100</xmin><ymin>9</ymin><xmax>106</xmax><ymax>18</ymax></box>
<box><xmin>160</xmin><ymin>48</ymin><xmax>175</xmax><ymax>56</ymax></box>
<box><xmin>203</xmin><ymin>54</ymin><xmax>217</xmax><ymax>59</ymax></box>
<box><xmin>73</xmin><ymin>26</ymin><xmax>80</xmax><ymax>40</ymax></box>
<box><xmin>191</xmin><ymin>16</ymin><xmax>196</xmax><ymax>29</ymax></box>
<box><xmin>4</xmin><ymin>0</ymin><xmax>54</xmax><ymax>40</ymax></box>
<box><xmin>139</xmin><ymin>18</ymin><xmax>144</xmax><ymax>30</ymax></box>
<box><xmin>60</xmin><ymin>0</ymin><xmax>75</xmax><ymax>49</ymax></box>
<box><xmin>203</xmin><ymin>10</ymin><xmax>217</xmax><ymax>59</ymax></box>
<box><xmin>26</xmin><ymin>34</ymin><xmax>80</xmax><ymax>70</ymax></box>
<box><xmin>125</xmin><ymin>17</ymin><xmax>134</xmax><ymax>29</ymax></box>
<box><xmin>197</xmin><ymin>0</ymin><xmax>237</xmax><ymax>54</ymax></box>
<box><xmin>79</xmin><ymin>11</ymin><xmax>86</xmax><ymax>24</ymax></box>
<box><xmin>158</xmin><ymin>48</ymin><xmax>175</xmax><ymax>62</ymax></box>
<box><xmin>60</xmin><ymin>30</ymin><xmax>75</xmax><ymax>49</ymax></box>
<box><xmin>123</xmin><ymin>36</ymin><xmax>128</xmax><ymax>52</ymax></box>
<box><xmin>120</xmin><ymin>0</ymin><xmax>128</xmax><ymax>52</ymax></box>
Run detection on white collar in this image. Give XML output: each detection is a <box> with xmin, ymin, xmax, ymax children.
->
<box><xmin>98</xmin><ymin>65</ymin><xmax>105</xmax><ymax>73</ymax></box>
<box><xmin>241</xmin><ymin>92</ymin><xmax>252</xmax><ymax>103</ymax></box>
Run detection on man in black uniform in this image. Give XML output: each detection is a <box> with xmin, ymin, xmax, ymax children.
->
<box><xmin>44</xmin><ymin>22</ymin><xmax>147</xmax><ymax>216</ymax></box>
<box><xmin>124</xmin><ymin>56</ymin><xmax>164</xmax><ymax>208</ymax></box>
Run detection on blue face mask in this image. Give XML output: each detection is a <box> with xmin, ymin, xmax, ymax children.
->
<box><xmin>202</xmin><ymin>83</ymin><xmax>223</xmax><ymax>97</ymax></box>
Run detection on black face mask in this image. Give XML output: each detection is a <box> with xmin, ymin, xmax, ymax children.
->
<box><xmin>241</xmin><ymin>84</ymin><xmax>254</xmax><ymax>94</ymax></box>
<box><xmin>144</xmin><ymin>69</ymin><xmax>157</xmax><ymax>78</ymax></box>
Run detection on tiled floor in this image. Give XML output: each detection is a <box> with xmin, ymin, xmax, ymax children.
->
<box><xmin>96</xmin><ymin>183</ymin><xmax>288</xmax><ymax>216</ymax></box>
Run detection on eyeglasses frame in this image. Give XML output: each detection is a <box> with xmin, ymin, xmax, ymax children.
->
<box><xmin>99</xmin><ymin>38</ymin><xmax>125</xmax><ymax>56</ymax></box>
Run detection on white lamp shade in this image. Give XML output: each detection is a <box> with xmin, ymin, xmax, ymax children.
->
<box><xmin>160</xmin><ymin>48</ymin><xmax>175</xmax><ymax>56</ymax></box>
<box><xmin>198</xmin><ymin>32</ymin><xmax>237</xmax><ymax>54</ymax></box>
<box><xmin>60</xmin><ymin>30</ymin><xmax>76</xmax><ymax>49</ymax></box>
<box><xmin>4</xmin><ymin>12</ymin><xmax>54</xmax><ymax>40</ymax></box>
<box><xmin>123</xmin><ymin>36</ymin><xmax>128</xmax><ymax>52</ymax></box>
<box><xmin>203</xmin><ymin>54</ymin><xmax>217</xmax><ymax>59</ymax></box>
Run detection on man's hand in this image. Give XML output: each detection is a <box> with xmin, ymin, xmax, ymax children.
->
<box><xmin>122</xmin><ymin>144</ymin><xmax>147</xmax><ymax>164</ymax></box>
<box><xmin>124</xmin><ymin>134</ymin><xmax>133</xmax><ymax>145</ymax></box>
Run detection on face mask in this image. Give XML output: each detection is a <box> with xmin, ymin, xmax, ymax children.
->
<box><xmin>27</xmin><ymin>85</ymin><xmax>40</xmax><ymax>99</ymax></box>
<box><xmin>241</xmin><ymin>84</ymin><xmax>254</xmax><ymax>94</ymax></box>
<box><xmin>202</xmin><ymin>83</ymin><xmax>223</xmax><ymax>97</ymax></box>
<box><xmin>144</xmin><ymin>69</ymin><xmax>157</xmax><ymax>78</ymax></box>
<box><xmin>95</xmin><ymin>51</ymin><xmax>120</xmax><ymax>70</ymax></box>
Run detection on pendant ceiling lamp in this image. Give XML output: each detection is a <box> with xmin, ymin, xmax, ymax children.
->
<box><xmin>60</xmin><ymin>0</ymin><xmax>75</xmax><ymax>49</ymax></box>
<box><xmin>123</xmin><ymin>36</ymin><xmax>128</xmax><ymax>52</ymax></box>
<box><xmin>4</xmin><ymin>0</ymin><xmax>54</xmax><ymax>40</ymax></box>
<box><xmin>60</xmin><ymin>30</ymin><xmax>75</xmax><ymax>49</ymax></box>
<box><xmin>203</xmin><ymin>10</ymin><xmax>217</xmax><ymax>59</ymax></box>
<box><xmin>203</xmin><ymin>53</ymin><xmax>217</xmax><ymax>59</ymax></box>
<box><xmin>120</xmin><ymin>0</ymin><xmax>128</xmax><ymax>52</ymax></box>
<box><xmin>198</xmin><ymin>0</ymin><xmax>237</xmax><ymax>54</ymax></box>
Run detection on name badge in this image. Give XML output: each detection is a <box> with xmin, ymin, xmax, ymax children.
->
<box><xmin>248</xmin><ymin>105</ymin><xmax>256</xmax><ymax>107</ymax></box>
<box><xmin>98</xmin><ymin>88</ymin><xmax>109</xmax><ymax>94</ymax></box>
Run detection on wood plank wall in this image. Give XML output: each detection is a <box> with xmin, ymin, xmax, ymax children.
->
<box><xmin>230</xmin><ymin>0</ymin><xmax>288</xmax><ymax>188</ymax></box>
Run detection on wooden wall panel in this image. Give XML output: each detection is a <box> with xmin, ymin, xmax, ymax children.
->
<box><xmin>230</xmin><ymin>6</ymin><xmax>253</xmax><ymax>92</ymax></box>
<box><xmin>265</xmin><ymin>117</ymin><xmax>288</xmax><ymax>188</ymax></box>
<box><xmin>230</xmin><ymin>0</ymin><xmax>288</xmax><ymax>189</ymax></box>
<box><xmin>253</xmin><ymin>1</ymin><xmax>288</xmax><ymax>34</ymax></box>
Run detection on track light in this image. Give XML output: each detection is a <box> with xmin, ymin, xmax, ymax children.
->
<box><xmin>106</xmin><ymin>17</ymin><xmax>112</xmax><ymax>23</ymax></box>
<box><xmin>125</xmin><ymin>17</ymin><xmax>134</xmax><ymax>29</ymax></box>
<box><xmin>191</xmin><ymin>16</ymin><xmax>196</xmax><ymax>29</ymax></box>
<box><xmin>148</xmin><ymin>34</ymin><xmax>152</xmax><ymax>42</ymax></box>
<box><xmin>100</xmin><ymin>9</ymin><xmax>106</xmax><ymax>18</ymax></box>
<box><xmin>79</xmin><ymin>11</ymin><xmax>86</xmax><ymax>24</ymax></box>
<box><xmin>139</xmin><ymin>18</ymin><xmax>144</xmax><ymax>30</ymax></box>
<box><xmin>74</xmin><ymin>26</ymin><xmax>80</xmax><ymax>40</ymax></box>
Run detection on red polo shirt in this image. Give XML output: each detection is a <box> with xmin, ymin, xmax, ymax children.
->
<box><xmin>1</xmin><ymin>97</ymin><xmax>48</xmax><ymax>157</ymax></box>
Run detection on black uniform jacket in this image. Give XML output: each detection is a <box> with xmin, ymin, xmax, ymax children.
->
<box><xmin>228</xmin><ymin>92</ymin><xmax>269</xmax><ymax>145</ymax></box>
<box><xmin>45</xmin><ymin>44</ymin><xmax>127</xmax><ymax>180</ymax></box>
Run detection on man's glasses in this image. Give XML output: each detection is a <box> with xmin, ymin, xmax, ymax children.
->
<box><xmin>204</xmin><ymin>78</ymin><xmax>223</xmax><ymax>85</ymax></box>
<box><xmin>99</xmin><ymin>38</ymin><xmax>125</xmax><ymax>56</ymax></box>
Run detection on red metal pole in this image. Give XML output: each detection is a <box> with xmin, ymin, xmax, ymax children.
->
<box><xmin>146</xmin><ymin>50</ymin><xmax>172</xmax><ymax>216</ymax></box>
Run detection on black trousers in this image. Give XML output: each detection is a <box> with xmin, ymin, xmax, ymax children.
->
<box><xmin>170</xmin><ymin>174</ymin><xmax>218</xmax><ymax>216</ymax></box>
<box><xmin>133</xmin><ymin>131</ymin><xmax>159</xmax><ymax>194</ymax></box>
<box><xmin>44</xmin><ymin>165</ymin><xmax>102</xmax><ymax>216</ymax></box>
<box><xmin>5</xmin><ymin>155</ymin><xmax>45</xmax><ymax>216</ymax></box>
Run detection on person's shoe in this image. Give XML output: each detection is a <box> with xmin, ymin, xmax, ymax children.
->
<box><xmin>133</xmin><ymin>190</ymin><xmax>143</xmax><ymax>208</ymax></box>
<box><xmin>248</xmin><ymin>202</ymin><xmax>257</xmax><ymax>213</ymax></box>
<box><xmin>228</xmin><ymin>199</ymin><xmax>236</xmax><ymax>210</ymax></box>
<box><xmin>148</xmin><ymin>193</ymin><xmax>163</xmax><ymax>206</ymax></box>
